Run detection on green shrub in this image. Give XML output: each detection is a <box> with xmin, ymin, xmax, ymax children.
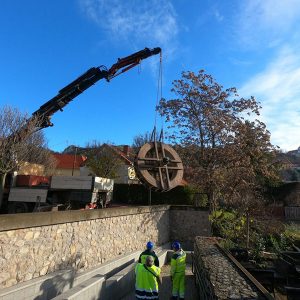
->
<box><xmin>284</xmin><ymin>222</ymin><xmax>300</xmax><ymax>240</ymax></box>
<box><xmin>112</xmin><ymin>184</ymin><xmax>206</xmax><ymax>206</ymax></box>
<box><xmin>209</xmin><ymin>209</ymin><xmax>246</xmax><ymax>244</ymax></box>
<box><xmin>218</xmin><ymin>238</ymin><xmax>236</xmax><ymax>250</ymax></box>
<box><xmin>210</xmin><ymin>209</ymin><xmax>295</xmax><ymax>256</ymax></box>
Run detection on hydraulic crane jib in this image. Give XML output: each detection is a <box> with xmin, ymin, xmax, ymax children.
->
<box><xmin>16</xmin><ymin>47</ymin><xmax>161</xmax><ymax>140</ymax></box>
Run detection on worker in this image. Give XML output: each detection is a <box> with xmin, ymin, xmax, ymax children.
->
<box><xmin>170</xmin><ymin>241</ymin><xmax>186</xmax><ymax>300</ymax></box>
<box><xmin>138</xmin><ymin>241</ymin><xmax>159</xmax><ymax>267</ymax></box>
<box><xmin>135</xmin><ymin>255</ymin><xmax>162</xmax><ymax>300</ymax></box>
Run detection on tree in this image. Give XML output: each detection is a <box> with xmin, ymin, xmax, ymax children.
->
<box><xmin>0</xmin><ymin>106</ymin><xmax>56</xmax><ymax>208</ymax></box>
<box><xmin>83</xmin><ymin>141</ymin><xmax>122</xmax><ymax>178</ymax></box>
<box><xmin>132</xmin><ymin>131</ymin><xmax>151</xmax><ymax>150</ymax></box>
<box><xmin>158</xmin><ymin>70</ymin><xmax>280</xmax><ymax>211</ymax></box>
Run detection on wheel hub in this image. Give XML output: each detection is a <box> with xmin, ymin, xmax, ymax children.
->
<box><xmin>134</xmin><ymin>142</ymin><xmax>184</xmax><ymax>192</ymax></box>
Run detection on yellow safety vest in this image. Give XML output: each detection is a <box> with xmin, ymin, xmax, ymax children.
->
<box><xmin>171</xmin><ymin>249</ymin><xmax>186</xmax><ymax>276</ymax></box>
<box><xmin>139</xmin><ymin>250</ymin><xmax>159</xmax><ymax>267</ymax></box>
<box><xmin>135</xmin><ymin>263</ymin><xmax>161</xmax><ymax>299</ymax></box>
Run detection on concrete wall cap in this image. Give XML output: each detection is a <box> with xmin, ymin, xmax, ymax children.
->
<box><xmin>0</xmin><ymin>205</ymin><xmax>171</xmax><ymax>232</ymax></box>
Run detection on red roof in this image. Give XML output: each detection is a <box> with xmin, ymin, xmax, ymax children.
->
<box><xmin>103</xmin><ymin>144</ymin><xmax>133</xmax><ymax>165</ymax></box>
<box><xmin>52</xmin><ymin>154</ymin><xmax>87</xmax><ymax>169</ymax></box>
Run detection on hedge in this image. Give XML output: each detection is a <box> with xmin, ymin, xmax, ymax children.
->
<box><xmin>112</xmin><ymin>183</ymin><xmax>203</xmax><ymax>206</ymax></box>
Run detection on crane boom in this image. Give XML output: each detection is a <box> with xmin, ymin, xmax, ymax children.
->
<box><xmin>16</xmin><ymin>47</ymin><xmax>161</xmax><ymax>140</ymax></box>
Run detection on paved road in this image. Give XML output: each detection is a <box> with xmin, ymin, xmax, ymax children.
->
<box><xmin>121</xmin><ymin>263</ymin><xmax>198</xmax><ymax>300</ymax></box>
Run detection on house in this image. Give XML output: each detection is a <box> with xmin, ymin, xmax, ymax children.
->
<box><xmin>109</xmin><ymin>144</ymin><xmax>139</xmax><ymax>184</ymax></box>
<box><xmin>80</xmin><ymin>144</ymin><xmax>138</xmax><ymax>184</ymax></box>
<box><xmin>52</xmin><ymin>153</ymin><xmax>87</xmax><ymax>176</ymax></box>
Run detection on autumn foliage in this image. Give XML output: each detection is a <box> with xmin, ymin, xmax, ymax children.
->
<box><xmin>158</xmin><ymin>70</ymin><xmax>280</xmax><ymax>211</ymax></box>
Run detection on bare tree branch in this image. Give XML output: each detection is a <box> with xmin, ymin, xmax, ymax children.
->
<box><xmin>0</xmin><ymin>106</ymin><xmax>56</xmax><ymax>207</ymax></box>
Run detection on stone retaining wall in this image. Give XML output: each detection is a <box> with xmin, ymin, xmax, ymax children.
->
<box><xmin>193</xmin><ymin>237</ymin><xmax>272</xmax><ymax>299</ymax></box>
<box><xmin>170</xmin><ymin>206</ymin><xmax>211</xmax><ymax>249</ymax></box>
<box><xmin>0</xmin><ymin>206</ymin><xmax>210</xmax><ymax>289</ymax></box>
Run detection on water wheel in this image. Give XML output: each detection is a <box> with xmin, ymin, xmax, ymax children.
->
<box><xmin>134</xmin><ymin>141</ymin><xmax>183</xmax><ymax>192</ymax></box>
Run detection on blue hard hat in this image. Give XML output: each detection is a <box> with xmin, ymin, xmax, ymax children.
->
<box><xmin>146</xmin><ymin>241</ymin><xmax>154</xmax><ymax>249</ymax></box>
<box><xmin>172</xmin><ymin>241</ymin><xmax>181</xmax><ymax>250</ymax></box>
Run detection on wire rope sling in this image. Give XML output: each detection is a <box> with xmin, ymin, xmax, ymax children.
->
<box><xmin>134</xmin><ymin>51</ymin><xmax>184</xmax><ymax>192</ymax></box>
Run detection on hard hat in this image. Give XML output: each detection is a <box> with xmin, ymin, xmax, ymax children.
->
<box><xmin>146</xmin><ymin>241</ymin><xmax>154</xmax><ymax>249</ymax></box>
<box><xmin>172</xmin><ymin>241</ymin><xmax>181</xmax><ymax>250</ymax></box>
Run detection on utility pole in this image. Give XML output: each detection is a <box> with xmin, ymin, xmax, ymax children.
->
<box><xmin>72</xmin><ymin>147</ymin><xmax>78</xmax><ymax>176</ymax></box>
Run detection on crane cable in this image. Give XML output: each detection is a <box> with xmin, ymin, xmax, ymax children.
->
<box><xmin>154</xmin><ymin>51</ymin><xmax>163</xmax><ymax>142</ymax></box>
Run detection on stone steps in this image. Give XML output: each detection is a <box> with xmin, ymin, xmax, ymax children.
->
<box><xmin>0</xmin><ymin>248</ymin><xmax>142</xmax><ymax>300</ymax></box>
<box><xmin>50</xmin><ymin>275</ymin><xmax>106</xmax><ymax>300</ymax></box>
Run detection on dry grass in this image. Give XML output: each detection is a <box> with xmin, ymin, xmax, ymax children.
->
<box><xmin>284</xmin><ymin>222</ymin><xmax>300</xmax><ymax>241</ymax></box>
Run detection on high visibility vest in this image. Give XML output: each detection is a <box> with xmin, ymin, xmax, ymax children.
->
<box><xmin>135</xmin><ymin>263</ymin><xmax>161</xmax><ymax>299</ymax></box>
<box><xmin>171</xmin><ymin>249</ymin><xmax>186</xmax><ymax>276</ymax></box>
<box><xmin>138</xmin><ymin>250</ymin><xmax>159</xmax><ymax>267</ymax></box>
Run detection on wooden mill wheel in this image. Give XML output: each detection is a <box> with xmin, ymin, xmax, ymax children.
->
<box><xmin>134</xmin><ymin>142</ymin><xmax>184</xmax><ymax>192</ymax></box>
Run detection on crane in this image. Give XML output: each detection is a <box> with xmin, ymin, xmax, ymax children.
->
<box><xmin>15</xmin><ymin>47</ymin><xmax>161</xmax><ymax>141</ymax></box>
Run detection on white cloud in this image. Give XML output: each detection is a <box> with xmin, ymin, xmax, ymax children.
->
<box><xmin>79</xmin><ymin>0</ymin><xmax>179</xmax><ymax>58</ymax></box>
<box><xmin>240</xmin><ymin>46</ymin><xmax>300</xmax><ymax>150</ymax></box>
<box><xmin>214</xmin><ymin>9</ymin><xmax>224</xmax><ymax>22</ymax></box>
<box><xmin>236</xmin><ymin>0</ymin><xmax>300</xmax><ymax>48</ymax></box>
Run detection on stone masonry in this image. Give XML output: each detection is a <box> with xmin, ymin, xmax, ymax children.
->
<box><xmin>193</xmin><ymin>237</ymin><xmax>269</xmax><ymax>299</ymax></box>
<box><xmin>170</xmin><ymin>206</ymin><xmax>211</xmax><ymax>249</ymax></box>
<box><xmin>0</xmin><ymin>205</ymin><xmax>210</xmax><ymax>289</ymax></box>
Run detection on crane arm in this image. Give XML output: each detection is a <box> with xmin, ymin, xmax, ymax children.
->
<box><xmin>16</xmin><ymin>47</ymin><xmax>161</xmax><ymax>140</ymax></box>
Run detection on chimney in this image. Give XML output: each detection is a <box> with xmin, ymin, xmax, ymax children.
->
<box><xmin>123</xmin><ymin>145</ymin><xmax>130</xmax><ymax>156</ymax></box>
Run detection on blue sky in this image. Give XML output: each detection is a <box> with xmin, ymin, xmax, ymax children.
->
<box><xmin>1</xmin><ymin>0</ymin><xmax>300</xmax><ymax>151</ymax></box>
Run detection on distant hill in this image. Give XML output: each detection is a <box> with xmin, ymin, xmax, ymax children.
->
<box><xmin>279</xmin><ymin>147</ymin><xmax>300</xmax><ymax>165</ymax></box>
<box><xmin>62</xmin><ymin>145</ymin><xmax>87</xmax><ymax>155</ymax></box>
<box><xmin>277</xmin><ymin>147</ymin><xmax>300</xmax><ymax>182</ymax></box>
<box><xmin>286</xmin><ymin>147</ymin><xmax>300</xmax><ymax>158</ymax></box>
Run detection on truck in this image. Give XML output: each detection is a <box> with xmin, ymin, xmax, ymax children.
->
<box><xmin>1</xmin><ymin>47</ymin><xmax>161</xmax><ymax>213</ymax></box>
<box><xmin>7</xmin><ymin>174</ymin><xmax>114</xmax><ymax>213</ymax></box>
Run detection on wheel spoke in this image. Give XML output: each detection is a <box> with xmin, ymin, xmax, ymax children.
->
<box><xmin>134</xmin><ymin>142</ymin><xmax>184</xmax><ymax>192</ymax></box>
